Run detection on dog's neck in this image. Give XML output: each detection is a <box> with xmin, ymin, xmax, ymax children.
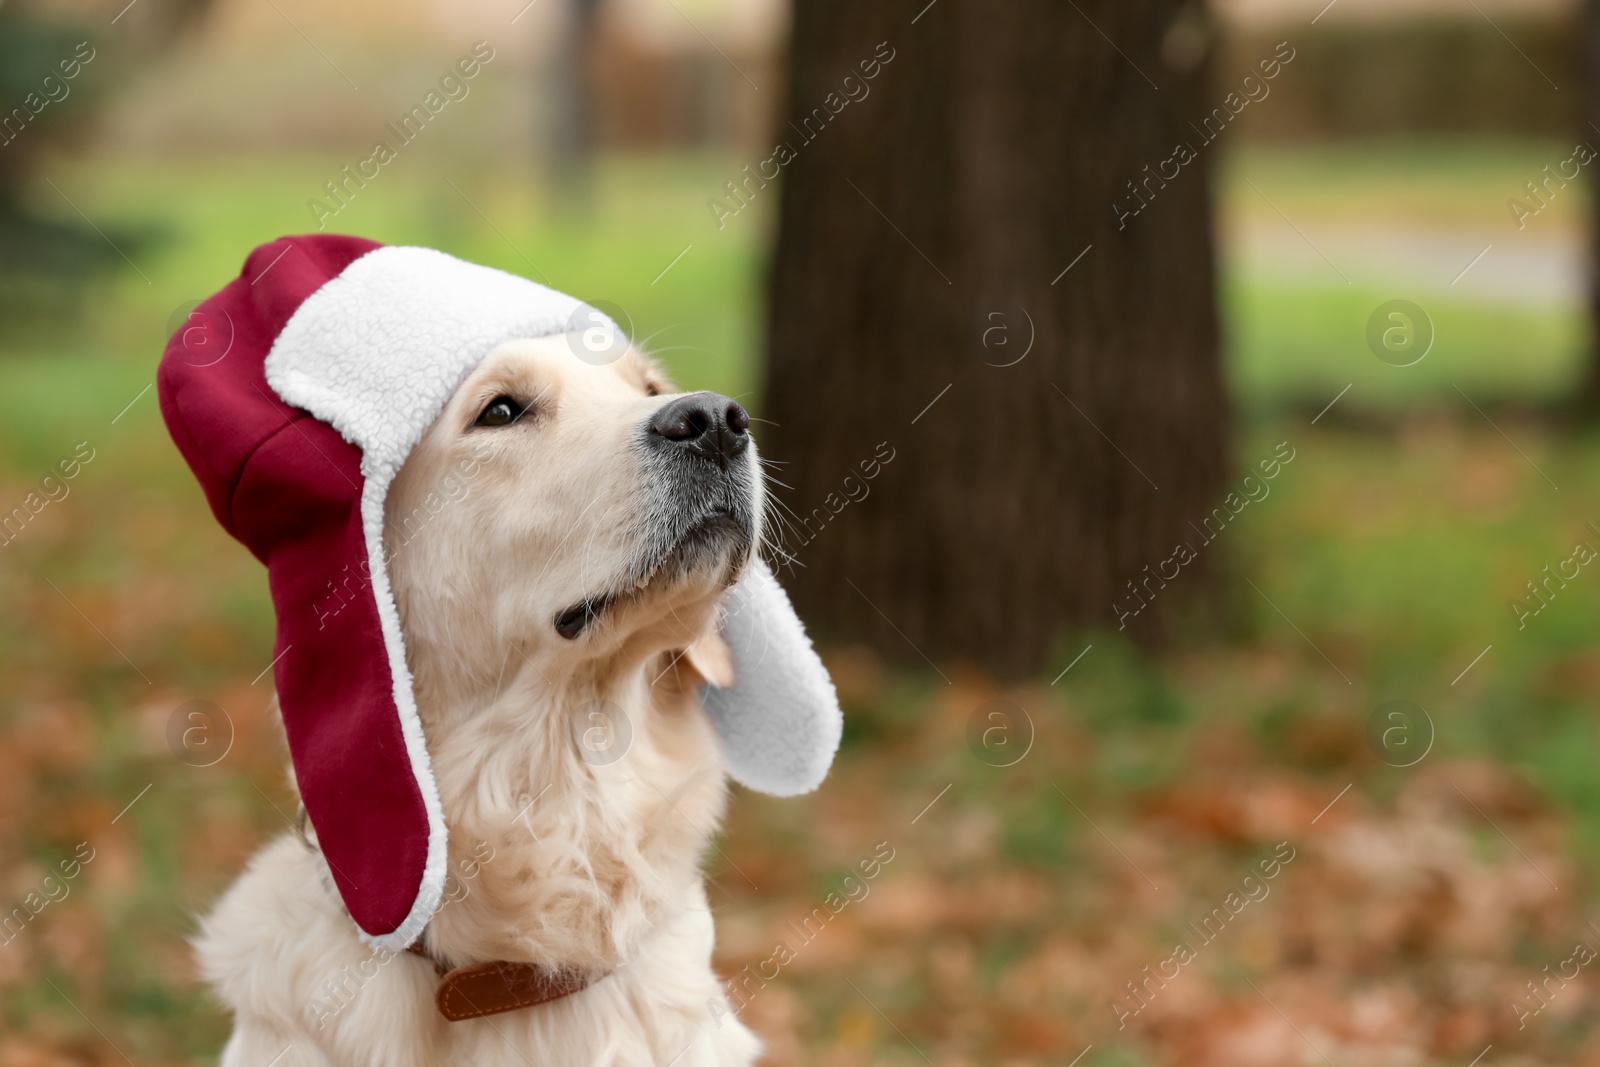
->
<box><xmin>402</xmin><ymin>605</ymin><xmax>730</xmax><ymax>971</ymax></box>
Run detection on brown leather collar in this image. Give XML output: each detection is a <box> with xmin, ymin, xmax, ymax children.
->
<box><xmin>408</xmin><ymin>943</ymin><xmax>605</xmax><ymax>1021</ymax></box>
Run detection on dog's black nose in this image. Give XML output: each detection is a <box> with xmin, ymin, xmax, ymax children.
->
<box><xmin>648</xmin><ymin>392</ymin><xmax>750</xmax><ymax>466</ymax></box>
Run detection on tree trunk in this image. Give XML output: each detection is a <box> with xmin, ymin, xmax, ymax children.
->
<box><xmin>761</xmin><ymin>0</ymin><xmax>1230</xmax><ymax>679</ymax></box>
<box><xmin>542</xmin><ymin>0</ymin><xmax>603</xmax><ymax>215</ymax></box>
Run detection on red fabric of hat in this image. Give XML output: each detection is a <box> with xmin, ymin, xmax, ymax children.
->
<box><xmin>158</xmin><ymin>234</ymin><xmax>440</xmax><ymax>944</ymax></box>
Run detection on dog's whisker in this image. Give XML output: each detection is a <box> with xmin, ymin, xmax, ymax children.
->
<box><xmin>758</xmin><ymin>510</ymin><xmax>795</xmax><ymax>550</ymax></box>
<box><xmin>758</xmin><ymin>468</ymin><xmax>796</xmax><ymax>490</ymax></box>
<box><xmin>764</xmin><ymin>523</ymin><xmax>797</xmax><ymax>554</ymax></box>
<box><xmin>632</xmin><ymin>321</ymin><xmax>687</xmax><ymax>350</ymax></box>
<box><xmin>758</xmin><ymin>464</ymin><xmax>788</xmax><ymax>488</ymax></box>
<box><xmin>758</xmin><ymin>506</ymin><xmax>799</xmax><ymax>554</ymax></box>
<box><xmin>762</xmin><ymin>545</ymin><xmax>801</xmax><ymax>572</ymax></box>
<box><xmin>761</xmin><ymin>498</ymin><xmax>798</xmax><ymax>531</ymax></box>
<box><xmin>762</xmin><ymin>488</ymin><xmax>804</xmax><ymax>522</ymax></box>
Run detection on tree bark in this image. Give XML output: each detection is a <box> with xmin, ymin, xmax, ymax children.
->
<box><xmin>761</xmin><ymin>0</ymin><xmax>1230</xmax><ymax>679</ymax></box>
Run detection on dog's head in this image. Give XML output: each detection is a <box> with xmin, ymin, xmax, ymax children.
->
<box><xmin>385</xmin><ymin>337</ymin><xmax>761</xmax><ymax>686</ymax></box>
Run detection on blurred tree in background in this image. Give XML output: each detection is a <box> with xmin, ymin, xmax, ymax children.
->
<box><xmin>762</xmin><ymin>0</ymin><xmax>1230</xmax><ymax>678</ymax></box>
<box><xmin>0</xmin><ymin>0</ymin><xmax>211</xmax><ymax>329</ymax></box>
<box><xmin>543</xmin><ymin>0</ymin><xmax>602</xmax><ymax>214</ymax></box>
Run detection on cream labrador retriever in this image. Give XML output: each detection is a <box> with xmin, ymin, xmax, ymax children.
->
<box><xmin>192</xmin><ymin>334</ymin><xmax>810</xmax><ymax>1066</ymax></box>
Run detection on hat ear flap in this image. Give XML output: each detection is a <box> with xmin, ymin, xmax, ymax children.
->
<box><xmin>699</xmin><ymin>560</ymin><xmax>842</xmax><ymax>796</ymax></box>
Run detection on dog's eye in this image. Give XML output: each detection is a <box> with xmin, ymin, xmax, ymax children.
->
<box><xmin>476</xmin><ymin>396</ymin><xmax>524</xmax><ymax>428</ymax></box>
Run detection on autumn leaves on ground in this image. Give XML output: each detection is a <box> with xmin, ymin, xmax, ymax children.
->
<box><xmin>4</xmin><ymin>147</ymin><xmax>1600</xmax><ymax>1066</ymax></box>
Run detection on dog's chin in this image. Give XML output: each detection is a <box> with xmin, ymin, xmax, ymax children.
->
<box><xmin>553</xmin><ymin>512</ymin><xmax>753</xmax><ymax>641</ymax></box>
<box><xmin>645</xmin><ymin>509</ymin><xmax>753</xmax><ymax>587</ymax></box>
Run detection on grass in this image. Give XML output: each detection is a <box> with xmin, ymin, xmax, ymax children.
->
<box><xmin>3</xmin><ymin>137</ymin><xmax>1600</xmax><ymax>1065</ymax></box>
<box><xmin>1225</xmin><ymin>279</ymin><xmax>1586</xmax><ymax>413</ymax></box>
<box><xmin>1219</xmin><ymin>137</ymin><xmax>1587</xmax><ymax>229</ymax></box>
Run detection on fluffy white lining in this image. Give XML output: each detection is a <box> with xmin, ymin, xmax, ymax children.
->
<box><xmin>264</xmin><ymin>246</ymin><xmax>593</xmax><ymax>951</ymax></box>
<box><xmin>702</xmin><ymin>560</ymin><xmax>842</xmax><ymax>796</ymax></box>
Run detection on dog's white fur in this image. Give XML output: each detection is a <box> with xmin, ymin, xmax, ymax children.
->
<box><xmin>197</xmin><ymin>338</ymin><xmax>765</xmax><ymax>1066</ymax></box>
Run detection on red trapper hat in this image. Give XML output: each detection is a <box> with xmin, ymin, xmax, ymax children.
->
<box><xmin>159</xmin><ymin>235</ymin><xmax>844</xmax><ymax>951</ymax></box>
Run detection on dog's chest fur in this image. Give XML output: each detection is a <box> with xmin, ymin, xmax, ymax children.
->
<box><xmin>195</xmin><ymin>669</ymin><xmax>761</xmax><ymax>1067</ymax></box>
